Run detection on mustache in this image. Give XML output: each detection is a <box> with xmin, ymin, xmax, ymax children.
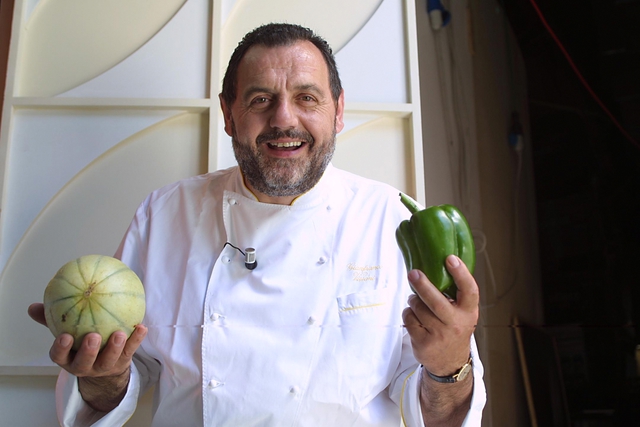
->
<box><xmin>256</xmin><ymin>129</ymin><xmax>314</xmax><ymax>145</ymax></box>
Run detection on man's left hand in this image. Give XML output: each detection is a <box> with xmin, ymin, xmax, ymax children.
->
<box><xmin>402</xmin><ymin>254</ymin><xmax>479</xmax><ymax>377</ymax></box>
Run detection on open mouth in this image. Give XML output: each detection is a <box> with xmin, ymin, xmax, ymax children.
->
<box><xmin>258</xmin><ymin>129</ymin><xmax>313</xmax><ymax>149</ymax></box>
<box><xmin>267</xmin><ymin>141</ymin><xmax>305</xmax><ymax>150</ymax></box>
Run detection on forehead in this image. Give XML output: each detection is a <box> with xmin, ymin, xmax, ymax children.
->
<box><xmin>236</xmin><ymin>41</ymin><xmax>330</xmax><ymax>91</ymax></box>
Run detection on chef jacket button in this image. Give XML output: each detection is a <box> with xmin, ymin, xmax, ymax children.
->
<box><xmin>318</xmin><ymin>256</ymin><xmax>327</xmax><ymax>264</ymax></box>
<box><xmin>307</xmin><ymin>316</ymin><xmax>317</xmax><ymax>325</ymax></box>
<box><xmin>222</xmin><ymin>256</ymin><xmax>231</xmax><ymax>264</ymax></box>
<box><xmin>229</xmin><ymin>198</ymin><xmax>237</xmax><ymax>205</ymax></box>
<box><xmin>210</xmin><ymin>313</ymin><xmax>221</xmax><ymax>322</ymax></box>
<box><xmin>208</xmin><ymin>380</ymin><xmax>224</xmax><ymax>389</ymax></box>
<box><xmin>289</xmin><ymin>386</ymin><xmax>300</xmax><ymax>395</ymax></box>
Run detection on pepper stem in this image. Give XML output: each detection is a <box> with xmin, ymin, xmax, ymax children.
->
<box><xmin>399</xmin><ymin>192</ymin><xmax>425</xmax><ymax>214</ymax></box>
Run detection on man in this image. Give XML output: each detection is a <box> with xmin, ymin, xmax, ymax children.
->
<box><xmin>29</xmin><ymin>23</ymin><xmax>485</xmax><ymax>426</ymax></box>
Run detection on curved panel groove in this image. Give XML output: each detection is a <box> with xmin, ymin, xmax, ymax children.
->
<box><xmin>0</xmin><ymin>112</ymin><xmax>207</xmax><ymax>365</ymax></box>
<box><xmin>19</xmin><ymin>0</ymin><xmax>187</xmax><ymax>96</ymax></box>
<box><xmin>220</xmin><ymin>0</ymin><xmax>382</xmax><ymax>72</ymax></box>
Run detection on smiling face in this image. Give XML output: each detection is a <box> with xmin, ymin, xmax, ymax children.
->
<box><xmin>220</xmin><ymin>40</ymin><xmax>345</xmax><ymax>204</ymax></box>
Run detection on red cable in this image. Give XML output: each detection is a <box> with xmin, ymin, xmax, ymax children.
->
<box><xmin>528</xmin><ymin>0</ymin><xmax>640</xmax><ymax>149</ymax></box>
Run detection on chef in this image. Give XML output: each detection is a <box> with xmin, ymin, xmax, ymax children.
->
<box><xmin>29</xmin><ymin>23</ymin><xmax>486</xmax><ymax>426</ymax></box>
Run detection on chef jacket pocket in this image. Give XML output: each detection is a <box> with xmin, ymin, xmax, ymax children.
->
<box><xmin>311</xmin><ymin>286</ymin><xmax>401</xmax><ymax>407</ymax></box>
<box><xmin>337</xmin><ymin>287</ymin><xmax>390</xmax><ymax>316</ymax></box>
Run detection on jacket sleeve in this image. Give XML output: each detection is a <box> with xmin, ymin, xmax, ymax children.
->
<box><xmin>55</xmin><ymin>196</ymin><xmax>162</xmax><ymax>426</ymax></box>
<box><xmin>56</xmin><ymin>361</ymin><xmax>142</xmax><ymax>427</ymax></box>
<box><xmin>390</xmin><ymin>334</ymin><xmax>486</xmax><ymax>426</ymax></box>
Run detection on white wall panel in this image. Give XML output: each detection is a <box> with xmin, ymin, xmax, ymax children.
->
<box><xmin>334</xmin><ymin>116</ymin><xmax>411</xmax><ymax>193</ymax></box>
<box><xmin>0</xmin><ymin>112</ymin><xmax>208</xmax><ymax>366</ymax></box>
<box><xmin>59</xmin><ymin>0</ymin><xmax>209</xmax><ymax>99</ymax></box>
<box><xmin>1</xmin><ymin>109</ymin><xmax>183</xmax><ymax>269</ymax></box>
<box><xmin>220</xmin><ymin>0</ymin><xmax>382</xmax><ymax>72</ymax></box>
<box><xmin>18</xmin><ymin>0</ymin><xmax>187</xmax><ymax>97</ymax></box>
<box><xmin>335</xmin><ymin>0</ymin><xmax>408</xmax><ymax>103</ymax></box>
<box><xmin>0</xmin><ymin>1</ymin><xmax>424</xmax><ymax>424</ymax></box>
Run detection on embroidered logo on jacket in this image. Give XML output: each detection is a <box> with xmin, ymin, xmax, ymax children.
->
<box><xmin>347</xmin><ymin>263</ymin><xmax>381</xmax><ymax>282</ymax></box>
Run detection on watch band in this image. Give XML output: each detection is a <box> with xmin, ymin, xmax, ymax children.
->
<box><xmin>424</xmin><ymin>356</ymin><xmax>473</xmax><ymax>384</ymax></box>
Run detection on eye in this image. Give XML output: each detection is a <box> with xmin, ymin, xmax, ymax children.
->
<box><xmin>298</xmin><ymin>95</ymin><xmax>317</xmax><ymax>103</ymax></box>
<box><xmin>248</xmin><ymin>96</ymin><xmax>272</xmax><ymax>111</ymax></box>
<box><xmin>251</xmin><ymin>96</ymin><xmax>269</xmax><ymax>104</ymax></box>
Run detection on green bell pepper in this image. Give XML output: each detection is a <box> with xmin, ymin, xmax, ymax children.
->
<box><xmin>395</xmin><ymin>193</ymin><xmax>475</xmax><ymax>299</ymax></box>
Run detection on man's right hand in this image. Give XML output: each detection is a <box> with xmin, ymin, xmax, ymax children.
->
<box><xmin>27</xmin><ymin>302</ymin><xmax>148</xmax><ymax>412</ymax></box>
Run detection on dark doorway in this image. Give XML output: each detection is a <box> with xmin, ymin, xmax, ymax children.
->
<box><xmin>504</xmin><ymin>0</ymin><xmax>640</xmax><ymax>425</ymax></box>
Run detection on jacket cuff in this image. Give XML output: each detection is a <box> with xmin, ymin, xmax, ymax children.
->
<box><xmin>56</xmin><ymin>364</ymin><xmax>141</xmax><ymax>427</ymax></box>
<box><xmin>400</xmin><ymin>337</ymin><xmax>487</xmax><ymax>426</ymax></box>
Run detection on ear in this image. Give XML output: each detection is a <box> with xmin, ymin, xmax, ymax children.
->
<box><xmin>219</xmin><ymin>94</ymin><xmax>234</xmax><ymax>136</ymax></box>
<box><xmin>334</xmin><ymin>89</ymin><xmax>345</xmax><ymax>134</ymax></box>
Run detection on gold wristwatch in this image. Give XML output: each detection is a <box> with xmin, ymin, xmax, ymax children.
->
<box><xmin>424</xmin><ymin>356</ymin><xmax>473</xmax><ymax>384</ymax></box>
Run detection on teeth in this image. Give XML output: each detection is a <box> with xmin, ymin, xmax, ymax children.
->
<box><xmin>270</xmin><ymin>141</ymin><xmax>302</xmax><ymax>148</ymax></box>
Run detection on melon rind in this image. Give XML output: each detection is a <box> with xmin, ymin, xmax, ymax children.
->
<box><xmin>43</xmin><ymin>254</ymin><xmax>146</xmax><ymax>351</ymax></box>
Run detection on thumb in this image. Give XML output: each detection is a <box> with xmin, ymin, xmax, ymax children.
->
<box><xmin>28</xmin><ymin>303</ymin><xmax>48</xmax><ymax>327</ymax></box>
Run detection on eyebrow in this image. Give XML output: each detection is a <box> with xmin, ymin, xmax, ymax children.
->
<box><xmin>241</xmin><ymin>83</ymin><xmax>324</xmax><ymax>102</ymax></box>
<box><xmin>242</xmin><ymin>86</ymin><xmax>273</xmax><ymax>101</ymax></box>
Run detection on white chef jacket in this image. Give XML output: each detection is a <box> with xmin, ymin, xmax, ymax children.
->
<box><xmin>56</xmin><ymin>164</ymin><xmax>486</xmax><ymax>426</ymax></box>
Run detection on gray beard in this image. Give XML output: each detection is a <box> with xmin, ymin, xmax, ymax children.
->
<box><xmin>232</xmin><ymin>127</ymin><xmax>336</xmax><ymax>198</ymax></box>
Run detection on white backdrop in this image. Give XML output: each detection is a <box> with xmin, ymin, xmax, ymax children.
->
<box><xmin>0</xmin><ymin>0</ymin><xmax>424</xmax><ymax>425</ymax></box>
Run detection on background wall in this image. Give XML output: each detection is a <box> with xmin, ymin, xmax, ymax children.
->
<box><xmin>470</xmin><ymin>2</ymin><xmax>543</xmax><ymax>425</ymax></box>
<box><xmin>415</xmin><ymin>1</ymin><xmax>542</xmax><ymax>425</ymax></box>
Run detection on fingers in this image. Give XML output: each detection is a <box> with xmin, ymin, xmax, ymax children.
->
<box><xmin>122</xmin><ymin>324</ymin><xmax>148</xmax><ymax>359</ymax></box>
<box><xmin>97</xmin><ymin>325</ymin><xmax>147</xmax><ymax>371</ymax></box>
<box><xmin>407</xmin><ymin>293</ymin><xmax>445</xmax><ymax>330</ymax></box>
<box><xmin>402</xmin><ymin>301</ymin><xmax>427</xmax><ymax>332</ymax></box>
<box><xmin>27</xmin><ymin>303</ymin><xmax>47</xmax><ymax>326</ymax></box>
<box><xmin>403</xmin><ymin>257</ymin><xmax>479</xmax><ymax>372</ymax></box>
<box><xmin>72</xmin><ymin>334</ymin><xmax>104</xmax><ymax>376</ymax></box>
<box><xmin>407</xmin><ymin>256</ymin><xmax>479</xmax><ymax>314</ymax></box>
<box><xmin>408</xmin><ymin>269</ymin><xmax>455</xmax><ymax>321</ymax></box>
<box><xmin>50</xmin><ymin>325</ymin><xmax>147</xmax><ymax>378</ymax></box>
<box><xmin>444</xmin><ymin>255</ymin><xmax>480</xmax><ymax>311</ymax></box>
<box><xmin>49</xmin><ymin>333</ymin><xmax>75</xmax><ymax>367</ymax></box>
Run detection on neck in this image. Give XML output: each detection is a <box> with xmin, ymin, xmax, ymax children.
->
<box><xmin>241</xmin><ymin>177</ymin><xmax>299</xmax><ymax>205</ymax></box>
<box><xmin>254</xmin><ymin>191</ymin><xmax>298</xmax><ymax>206</ymax></box>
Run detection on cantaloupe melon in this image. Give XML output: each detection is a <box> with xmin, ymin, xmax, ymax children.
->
<box><xmin>43</xmin><ymin>254</ymin><xmax>145</xmax><ymax>351</ymax></box>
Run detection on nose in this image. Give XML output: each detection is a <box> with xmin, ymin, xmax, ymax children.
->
<box><xmin>269</xmin><ymin>99</ymin><xmax>298</xmax><ymax>130</ymax></box>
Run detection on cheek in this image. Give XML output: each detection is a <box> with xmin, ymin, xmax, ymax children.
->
<box><xmin>300</xmin><ymin>113</ymin><xmax>336</xmax><ymax>135</ymax></box>
<box><xmin>235</xmin><ymin>113</ymin><xmax>273</xmax><ymax>139</ymax></box>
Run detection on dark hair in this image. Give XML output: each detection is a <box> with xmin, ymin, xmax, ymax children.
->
<box><xmin>221</xmin><ymin>23</ymin><xmax>342</xmax><ymax>107</ymax></box>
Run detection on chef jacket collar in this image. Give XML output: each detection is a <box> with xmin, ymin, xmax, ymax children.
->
<box><xmin>233</xmin><ymin>163</ymin><xmax>336</xmax><ymax>209</ymax></box>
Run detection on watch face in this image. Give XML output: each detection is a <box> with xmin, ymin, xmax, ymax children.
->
<box><xmin>457</xmin><ymin>363</ymin><xmax>472</xmax><ymax>382</ymax></box>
